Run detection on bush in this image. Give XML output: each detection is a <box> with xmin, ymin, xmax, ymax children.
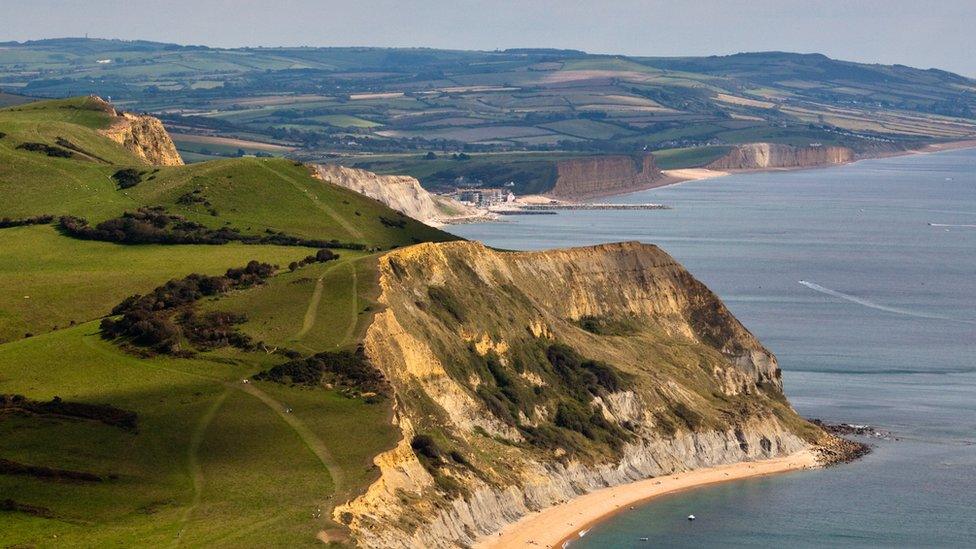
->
<box><xmin>112</xmin><ymin>168</ymin><xmax>143</xmax><ymax>189</ymax></box>
<box><xmin>254</xmin><ymin>347</ymin><xmax>387</xmax><ymax>394</ymax></box>
<box><xmin>0</xmin><ymin>215</ymin><xmax>54</xmax><ymax>229</ymax></box>
<box><xmin>16</xmin><ymin>142</ymin><xmax>73</xmax><ymax>158</ymax></box>
<box><xmin>101</xmin><ymin>261</ymin><xmax>276</xmax><ymax>354</ymax></box>
<box><xmin>59</xmin><ymin>208</ymin><xmax>365</xmax><ymax>250</ymax></box>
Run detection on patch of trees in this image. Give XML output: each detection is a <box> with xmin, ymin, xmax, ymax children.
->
<box><xmin>0</xmin><ymin>215</ymin><xmax>54</xmax><ymax>228</ymax></box>
<box><xmin>0</xmin><ymin>394</ymin><xmax>137</xmax><ymax>431</ymax></box>
<box><xmin>466</xmin><ymin>342</ymin><xmax>633</xmax><ymax>456</ymax></box>
<box><xmin>100</xmin><ymin>260</ymin><xmax>275</xmax><ymax>354</ymax></box>
<box><xmin>58</xmin><ymin>207</ymin><xmax>365</xmax><ymax>249</ymax></box>
<box><xmin>410</xmin><ymin>434</ymin><xmax>470</xmax><ymax>496</ymax></box>
<box><xmin>0</xmin><ymin>499</ymin><xmax>53</xmax><ymax>518</ymax></box>
<box><xmin>55</xmin><ymin>137</ymin><xmax>111</xmax><ymax>163</ymax></box>
<box><xmin>288</xmin><ymin>248</ymin><xmax>338</xmax><ymax>271</ymax></box>
<box><xmin>254</xmin><ymin>346</ymin><xmax>387</xmax><ymax>396</ymax></box>
<box><xmin>0</xmin><ymin>132</ymin><xmax>6</xmax><ymax>139</ymax></box>
<box><xmin>0</xmin><ymin>458</ymin><xmax>103</xmax><ymax>483</ymax></box>
<box><xmin>16</xmin><ymin>142</ymin><xmax>73</xmax><ymax>158</ymax></box>
<box><xmin>379</xmin><ymin>215</ymin><xmax>407</xmax><ymax>229</ymax></box>
<box><xmin>112</xmin><ymin>168</ymin><xmax>143</xmax><ymax>189</ymax></box>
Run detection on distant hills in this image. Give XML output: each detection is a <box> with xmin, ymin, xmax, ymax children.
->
<box><xmin>0</xmin><ymin>39</ymin><xmax>972</xmax><ymax>172</ymax></box>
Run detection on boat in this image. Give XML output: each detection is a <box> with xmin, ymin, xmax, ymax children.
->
<box><xmin>687</xmin><ymin>514</ymin><xmax>696</xmax><ymax>521</ymax></box>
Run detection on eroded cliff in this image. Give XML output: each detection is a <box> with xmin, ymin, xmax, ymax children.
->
<box><xmin>336</xmin><ymin>241</ymin><xmax>835</xmax><ymax>547</ymax></box>
<box><xmin>92</xmin><ymin>96</ymin><xmax>183</xmax><ymax>166</ymax></box>
<box><xmin>548</xmin><ymin>154</ymin><xmax>664</xmax><ymax>199</ymax></box>
<box><xmin>707</xmin><ymin>142</ymin><xmax>853</xmax><ymax>170</ymax></box>
<box><xmin>315</xmin><ymin>164</ymin><xmax>483</xmax><ymax>226</ymax></box>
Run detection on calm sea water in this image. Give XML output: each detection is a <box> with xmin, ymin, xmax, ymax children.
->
<box><xmin>451</xmin><ymin>149</ymin><xmax>976</xmax><ymax>548</ymax></box>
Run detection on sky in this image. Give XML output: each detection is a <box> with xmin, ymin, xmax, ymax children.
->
<box><xmin>5</xmin><ymin>0</ymin><xmax>976</xmax><ymax>77</ymax></box>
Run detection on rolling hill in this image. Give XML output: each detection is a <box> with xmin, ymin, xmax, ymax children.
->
<box><xmin>3</xmin><ymin>39</ymin><xmax>973</xmax><ymax>194</ymax></box>
<box><xmin>0</xmin><ymin>98</ymin><xmax>859</xmax><ymax>547</ymax></box>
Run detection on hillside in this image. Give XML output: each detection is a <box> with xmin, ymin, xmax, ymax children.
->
<box><xmin>2</xmin><ymin>41</ymin><xmax>974</xmax><ymax>165</ymax></box>
<box><xmin>0</xmin><ymin>97</ymin><xmax>853</xmax><ymax>547</ymax></box>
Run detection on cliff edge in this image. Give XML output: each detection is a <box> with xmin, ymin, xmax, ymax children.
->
<box><xmin>707</xmin><ymin>142</ymin><xmax>853</xmax><ymax>170</ymax></box>
<box><xmin>315</xmin><ymin>164</ymin><xmax>484</xmax><ymax>226</ymax></box>
<box><xmin>336</xmin><ymin>241</ymin><xmax>841</xmax><ymax>547</ymax></box>
<box><xmin>91</xmin><ymin>96</ymin><xmax>183</xmax><ymax>166</ymax></box>
<box><xmin>548</xmin><ymin>154</ymin><xmax>665</xmax><ymax>199</ymax></box>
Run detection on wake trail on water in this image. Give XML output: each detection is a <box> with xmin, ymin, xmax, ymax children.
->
<box><xmin>928</xmin><ymin>223</ymin><xmax>976</xmax><ymax>228</ymax></box>
<box><xmin>798</xmin><ymin>280</ymin><xmax>975</xmax><ymax>324</ymax></box>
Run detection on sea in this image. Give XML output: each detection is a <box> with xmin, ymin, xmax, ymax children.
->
<box><xmin>451</xmin><ymin>148</ymin><xmax>976</xmax><ymax>548</ymax></box>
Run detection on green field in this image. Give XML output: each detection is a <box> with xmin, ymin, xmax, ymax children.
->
<box><xmin>651</xmin><ymin>145</ymin><xmax>732</xmax><ymax>169</ymax></box>
<box><xmin>0</xmin><ymin>97</ymin><xmax>436</xmax><ymax>546</ymax></box>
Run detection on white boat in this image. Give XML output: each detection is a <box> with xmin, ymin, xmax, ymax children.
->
<box><xmin>687</xmin><ymin>514</ymin><xmax>696</xmax><ymax>521</ymax></box>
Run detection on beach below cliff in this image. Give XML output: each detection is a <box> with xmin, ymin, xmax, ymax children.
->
<box><xmin>475</xmin><ymin>449</ymin><xmax>819</xmax><ymax>549</ymax></box>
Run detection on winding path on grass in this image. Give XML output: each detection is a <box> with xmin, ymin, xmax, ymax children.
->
<box><xmin>82</xmin><ymin>335</ymin><xmax>346</xmax><ymax>518</ymax></box>
<box><xmin>296</xmin><ymin>274</ymin><xmax>326</xmax><ymax>340</ymax></box>
<box><xmin>294</xmin><ymin>261</ymin><xmax>360</xmax><ymax>346</ymax></box>
<box><xmin>232</xmin><ymin>381</ymin><xmax>345</xmax><ymax>491</ymax></box>
<box><xmin>257</xmin><ymin>160</ymin><xmax>364</xmax><ymax>241</ymax></box>
<box><xmin>175</xmin><ymin>388</ymin><xmax>230</xmax><ymax>546</ymax></box>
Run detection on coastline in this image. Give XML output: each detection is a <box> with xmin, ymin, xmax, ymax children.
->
<box><xmin>475</xmin><ymin>449</ymin><xmax>819</xmax><ymax>549</ymax></box>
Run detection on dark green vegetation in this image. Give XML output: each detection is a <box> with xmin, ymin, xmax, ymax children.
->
<box><xmin>2</xmin><ymin>38</ymin><xmax>974</xmax><ymax>179</ymax></box>
<box><xmin>0</xmin><ymin>97</ymin><xmax>440</xmax><ymax>545</ymax></box>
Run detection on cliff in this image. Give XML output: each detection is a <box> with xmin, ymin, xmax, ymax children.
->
<box><xmin>336</xmin><ymin>241</ymin><xmax>837</xmax><ymax>547</ymax></box>
<box><xmin>92</xmin><ymin>97</ymin><xmax>183</xmax><ymax>166</ymax></box>
<box><xmin>706</xmin><ymin>142</ymin><xmax>853</xmax><ymax>170</ymax></box>
<box><xmin>315</xmin><ymin>164</ymin><xmax>484</xmax><ymax>226</ymax></box>
<box><xmin>548</xmin><ymin>154</ymin><xmax>665</xmax><ymax>199</ymax></box>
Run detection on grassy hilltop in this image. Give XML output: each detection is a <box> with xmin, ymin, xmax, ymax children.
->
<box><xmin>0</xmin><ymin>97</ymin><xmax>452</xmax><ymax>546</ymax></box>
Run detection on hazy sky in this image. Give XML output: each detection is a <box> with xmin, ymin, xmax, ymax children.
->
<box><xmin>6</xmin><ymin>0</ymin><xmax>976</xmax><ymax>76</ymax></box>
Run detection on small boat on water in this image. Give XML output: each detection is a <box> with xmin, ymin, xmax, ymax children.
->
<box><xmin>687</xmin><ymin>514</ymin><xmax>696</xmax><ymax>521</ymax></box>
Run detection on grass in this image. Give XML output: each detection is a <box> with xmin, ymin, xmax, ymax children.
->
<box><xmin>0</xmin><ymin>225</ymin><xmax>316</xmax><ymax>343</ymax></box>
<box><xmin>0</xmin><ymin>324</ymin><xmax>396</xmax><ymax>547</ymax></box>
<box><xmin>652</xmin><ymin>146</ymin><xmax>732</xmax><ymax>169</ymax></box>
<box><xmin>0</xmin><ymin>98</ymin><xmax>456</xmax><ymax>248</ymax></box>
<box><xmin>206</xmin><ymin>252</ymin><xmax>381</xmax><ymax>353</ymax></box>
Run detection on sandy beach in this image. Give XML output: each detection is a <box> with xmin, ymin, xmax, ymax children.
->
<box><xmin>475</xmin><ymin>449</ymin><xmax>819</xmax><ymax>549</ymax></box>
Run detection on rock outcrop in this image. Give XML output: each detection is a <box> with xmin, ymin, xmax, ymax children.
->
<box><xmin>706</xmin><ymin>142</ymin><xmax>853</xmax><ymax>170</ymax></box>
<box><xmin>92</xmin><ymin>97</ymin><xmax>183</xmax><ymax>166</ymax></box>
<box><xmin>548</xmin><ymin>154</ymin><xmax>665</xmax><ymax>199</ymax></box>
<box><xmin>315</xmin><ymin>164</ymin><xmax>484</xmax><ymax>226</ymax></box>
<box><xmin>336</xmin><ymin>241</ymin><xmax>835</xmax><ymax>547</ymax></box>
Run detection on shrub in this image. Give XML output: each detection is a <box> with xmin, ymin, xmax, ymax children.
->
<box><xmin>16</xmin><ymin>142</ymin><xmax>73</xmax><ymax>158</ymax></box>
<box><xmin>101</xmin><ymin>261</ymin><xmax>275</xmax><ymax>354</ymax></box>
<box><xmin>254</xmin><ymin>347</ymin><xmax>387</xmax><ymax>394</ymax></box>
<box><xmin>112</xmin><ymin>168</ymin><xmax>143</xmax><ymax>189</ymax></box>
<box><xmin>59</xmin><ymin>208</ymin><xmax>365</xmax><ymax>249</ymax></box>
<box><xmin>0</xmin><ymin>215</ymin><xmax>54</xmax><ymax>229</ymax></box>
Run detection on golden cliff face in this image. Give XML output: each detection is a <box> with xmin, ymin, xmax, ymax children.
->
<box><xmin>93</xmin><ymin>98</ymin><xmax>183</xmax><ymax>166</ymax></box>
<box><xmin>707</xmin><ymin>142</ymin><xmax>853</xmax><ymax>170</ymax></box>
<box><xmin>549</xmin><ymin>154</ymin><xmax>664</xmax><ymax>199</ymax></box>
<box><xmin>337</xmin><ymin>241</ymin><xmax>824</xmax><ymax>547</ymax></box>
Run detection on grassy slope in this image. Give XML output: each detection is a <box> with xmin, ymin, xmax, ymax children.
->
<box><xmin>0</xmin><ymin>324</ymin><xmax>396</xmax><ymax>547</ymax></box>
<box><xmin>0</xmin><ymin>98</ymin><xmax>423</xmax><ymax>545</ymax></box>
<box><xmin>0</xmin><ymin>98</ymin><xmax>454</xmax><ymax>247</ymax></box>
<box><xmin>0</xmin><ymin>225</ymin><xmax>315</xmax><ymax>343</ymax></box>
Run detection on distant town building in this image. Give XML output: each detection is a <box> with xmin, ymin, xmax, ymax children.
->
<box><xmin>455</xmin><ymin>187</ymin><xmax>512</xmax><ymax>207</ymax></box>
